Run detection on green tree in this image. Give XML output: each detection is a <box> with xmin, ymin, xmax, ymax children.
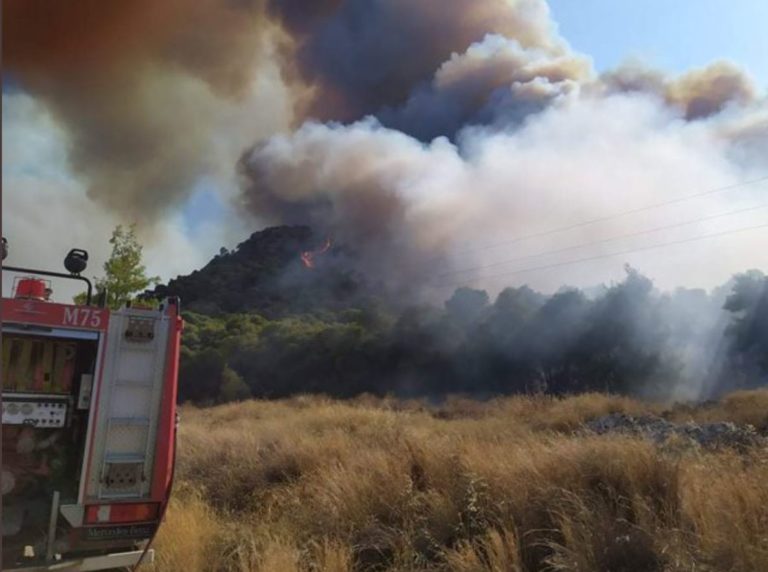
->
<box><xmin>75</xmin><ymin>224</ymin><xmax>159</xmax><ymax>308</ymax></box>
<box><xmin>219</xmin><ymin>366</ymin><xmax>251</xmax><ymax>402</ymax></box>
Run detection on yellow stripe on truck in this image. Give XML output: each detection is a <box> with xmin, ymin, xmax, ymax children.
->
<box><xmin>1</xmin><ymin>337</ymin><xmax>12</xmax><ymax>388</ymax></box>
<box><xmin>1</xmin><ymin>337</ymin><xmax>78</xmax><ymax>393</ymax></box>
<box><xmin>16</xmin><ymin>339</ymin><xmax>33</xmax><ymax>391</ymax></box>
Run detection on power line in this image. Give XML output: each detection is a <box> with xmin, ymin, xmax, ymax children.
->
<box><xmin>448</xmin><ymin>174</ymin><xmax>768</xmax><ymax>256</ymax></box>
<box><xmin>438</xmin><ymin>221</ymin><xmax>768</xmax><ymax>290</ymax></box>
<box><xmin>440</xmin><ymin>203</ymin><xmax>768</xmax><ymax>277</ymax></box>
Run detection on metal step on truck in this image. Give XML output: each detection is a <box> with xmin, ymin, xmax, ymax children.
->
<box><xmin>2</xmin><ymin>240</ymin><xmax>182</xmax><ymax>571</ymax></box>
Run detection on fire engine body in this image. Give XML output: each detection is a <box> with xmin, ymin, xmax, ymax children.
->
<box><xmin>2</xmin><ymin>268</ymin><xmax>181</xmax><ymax>570</ymax></box>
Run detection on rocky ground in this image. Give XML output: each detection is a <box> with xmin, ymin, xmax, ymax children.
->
<box><xmin>586</xmin><ymin>412</ymin><xmax>766</xmax><ymax>450</ymax></box>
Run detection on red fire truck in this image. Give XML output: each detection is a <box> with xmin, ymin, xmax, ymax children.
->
<box><xmin>2</xmin><ymin>242</ymin><xmax>182</xmax><ymax>571</ymax></box>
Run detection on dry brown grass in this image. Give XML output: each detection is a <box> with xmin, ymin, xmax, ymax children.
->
<box><xmin>667</xmin><ymin>389</ymin><xmax>768</xmax><ymax>431</ymax></box>
<box><xmin>149</xmin><ymin>391</ymin><xmax>768</xmax><ymax>572</ymax></box>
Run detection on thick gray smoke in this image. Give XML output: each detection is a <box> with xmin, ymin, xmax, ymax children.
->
<box><xmin>6</xmin><ymin>0</ymin><xmax>764</xmax><ymax>226</ymax></box>
<box><xmin>238</xmin><ymin>1</ymin><xmax>766</xmax><ymax>298</ymax></box>
<box><xmin>238</xmin><ymin>96</ymin><xmax>767</xmax><ymax>298</ymax></box>
<box><xmin>361</xmin><ymin>268</ymin><xmax>767</xmax><ymax>401</ymax></box>
<box><xmin>378</xmin><ymin>34</ymin><xmax>591</xmax><ymax>140</ymax></box>
<box><xmin>266</xmin><ymin>0</ymin><xmax>761</xmax><ymax>140</ymax></box>
<box><xmin>600</xmin><ymin>61</ymin><xmax>758</xmax><ymax>120</ymax></box>
<box><xmin>267</xmin><ymin>0</ymin><xmax>563</xmax><ymax>122</ymax></box>
<box><xmin>237</xmin><ymin>120</ymin><xmax>455</xmax><ymax>295</ymax></box>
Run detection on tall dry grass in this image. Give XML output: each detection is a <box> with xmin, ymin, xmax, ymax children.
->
<box><xmin>149</xmin><ymin>391</ymin><xmax>768</xmax><ymax>572</ymax></box>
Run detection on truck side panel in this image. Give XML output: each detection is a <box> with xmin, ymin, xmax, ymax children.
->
<box><xmin>83</xmin><ymin>307</ymin><xmax>173</xmax><ymax>502</ymax></box>
<box><xmin>151</xmin><ymin>302</ymin><xmax>182</xmax><ymax>500</ymax></box>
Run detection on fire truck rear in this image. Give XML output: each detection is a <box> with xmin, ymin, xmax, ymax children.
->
<box><xmin>2</xmin><ymin>243</ymin><xmax>182</xmax><ymax>571</ymax></box>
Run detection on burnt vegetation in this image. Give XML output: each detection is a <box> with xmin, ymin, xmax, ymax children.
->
<box><xmin>151</xmin><ymin>226</ymin><xmax>768</xmax><ymax>404</ymax></box>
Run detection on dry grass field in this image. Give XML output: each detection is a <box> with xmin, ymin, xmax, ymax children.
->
<box><xmin>150</xmin><ymin>390</ymin><xmax>768</xmax><ymax>572</ymax></box>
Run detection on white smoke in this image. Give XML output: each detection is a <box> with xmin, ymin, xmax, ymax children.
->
<box><xmin>241</xmin><ymin>91</ymin><xmax>768</xmax><ymax>298</ymax></box>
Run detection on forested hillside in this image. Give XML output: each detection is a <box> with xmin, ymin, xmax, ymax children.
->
<box><xmin>153</xmin><ymin>226</ymin><xmax>768</xmax><ymax>404</ymax></box>
<box><xmin>151</xmin><ymin>226</ymin><xmax>370</xmax><ymax>316</ymax></box>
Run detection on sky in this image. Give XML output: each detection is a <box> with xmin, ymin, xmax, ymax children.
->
<box><xmin>549</xmin><ymin>0</ymin><xmax>768</xmax><ymax>88</ymax></box>
<box><xmin>2</xmin><ymin>0</ymin><xmax>766</xmax><ymax>300</ymax></box>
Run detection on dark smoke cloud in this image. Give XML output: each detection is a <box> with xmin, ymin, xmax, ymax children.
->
<box><xmin>267</xmin><ymin>0</ymin><xmax>562</xmax><ymax>123</ymax></box>
<box><xmin>4</xmin><ymin>0</ymin><xmax>271</xmax><ymax>220</ymax></box>
<box><xmin>267</xmin><ymin>0</ymin><xmax>758</xmax><ymax>142</ymax></box>
<box><xmin>378</xmin><ymin>34</ymin><xmax>590</xmax><ymax>140</ymax></box>
<box><xmin>720</xmin><ymin>270</ymin><xmax>768</xmax><ymax>390</ymax></box>
<box><xmin>601</xmin><ymin>61</ymin><xmax>758</xmax><ymax>120</ymax></box>
<box><xmin>8</xmin><ymin>0</ymin><xmax>761</xmax><ymax>228</ymax></box>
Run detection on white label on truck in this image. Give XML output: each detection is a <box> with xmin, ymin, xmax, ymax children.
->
<box><xmin>78</xmin><ymin>374</ymin><xmax>94</xmax><ymax>409</ymax></box>
<box><xmin>1</xmin><ymin>400</ymin><xmax>68</xmax><ymax>427</ymax></box>
<box><xmin>63</xmin><ymin>307</ymin><xmax>103</xmax><ymax>328</ymax></box>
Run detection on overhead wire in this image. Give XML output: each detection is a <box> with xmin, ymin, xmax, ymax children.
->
<box><xmin>437</xmin><ymin>221</ymin><xmax>768</xmax><ymax>290</ymax></box>
<box><xmin>447</xmin><ymin>174</ymin><xmax>768</xmax><ymax>256</ymax></box>
<box><xmin>439</xmin><ymin>203</ymin><xmax>768</xmax><ymax>277</ymax></box>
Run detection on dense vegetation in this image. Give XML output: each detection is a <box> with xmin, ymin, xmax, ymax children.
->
<box><xmin>166</xmin><ymin>227</ymin><xmax>768</xmax><ymax>404</ymax></box>
<box><xmin>151</xmin><ymin>226</ymin><xmax>369</xmax><ymax>316</ymax></box>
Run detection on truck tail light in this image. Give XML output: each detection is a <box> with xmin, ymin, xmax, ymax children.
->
<box><xmin>85</xmin><ymin>502</ymin><xmax>159</xmax><ymax>524</ymax></box>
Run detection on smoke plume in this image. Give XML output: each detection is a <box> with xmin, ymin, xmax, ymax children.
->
<box><xmin>4</xmin><ymin>0</ymin><xmax>277</xmax><ymax>221</ymax></box>
<box><xmin>239</xmin><ymin>2</ymin><xmax>766</xmax><ymax>304</ymax></box>
<box><xmin>378</xmin><ymin>34</ymin><xmax>591</xmax><ymax>140</ymax></box>
<box><xmin>6</xmin><ymin>0</ymin><xmax>764</xmax><ymax>231</ymax></box>
<box><xmin>266</xmin><ymin>0</ymin><xmax>563</xmax><ymax>123</ymax></box>
<box><xmin>601</xmin><ymin>61</ymin><xmax>758</xmax><ymax>120</ymax></box>
<box><xmin>239</xmin><ymin>96</ymin><xmax>767</xmax><ymax>299</ymax></box>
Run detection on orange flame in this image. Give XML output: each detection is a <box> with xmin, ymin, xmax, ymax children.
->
<box><xmin>300</xmin><ymin>238</ymin><xmax>332</xmax><ymax>269</ymax></box>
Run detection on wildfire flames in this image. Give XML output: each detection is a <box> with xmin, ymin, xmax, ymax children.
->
<box><xmin>300</xmin><ymin>238</ymin><xmax>332</xmax><ymax>269</ymax></box>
